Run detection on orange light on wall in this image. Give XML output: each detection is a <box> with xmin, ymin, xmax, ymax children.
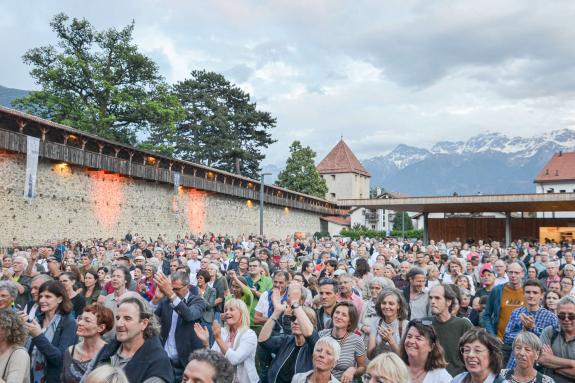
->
<box><xmin>247</xmin><ymin>182</ymin><xmax>254</xmax><ymax>189</ymax></box>
<box><xmin>146</xmin><ymin>156</ymin><xmax>157</xmax><ymax>165</ymax></box>
<box><xmin>88</xmin><ymin>171</ymin><xmax>125</xmax><ymax>229</ymax></box>
<box><xmin>184</xmin><ymin>189</ymin><xmax>207</xmax><ymax>233</ymax></box>
<box><xmin>53</xmin><ymin>162</ymin><xmax>72</xmax><ymax>175</ymax></box>
<box><xmin>246</xmin><ymin>199</ymin><xmax>253</xmax><ymax>208</ymax></box>
<box><xmin>207</xmin><ymin>172</ymin><xmax>214</xmax><ymax>179</ymax></box>
<box><xmin>284</xmin><ymin>207</ymin><xmax>289</xmax><ymax>214</ymax></box>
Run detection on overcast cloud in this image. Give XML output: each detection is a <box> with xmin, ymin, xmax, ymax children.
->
<box><xmin>1</xmin><ymin>0</ymin><xmax>575</xmax><ymax>165</ymax></box>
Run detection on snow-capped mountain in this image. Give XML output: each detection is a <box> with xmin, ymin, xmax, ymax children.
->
<box><xmin>363</xmin><ymin>129</ymin><xmax>575</xmax><ymax>196</ymax></box>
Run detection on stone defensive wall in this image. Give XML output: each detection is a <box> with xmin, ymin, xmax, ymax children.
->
<box><xmin>0</xmin><ymin>107</ymin><xmax>342</xmax><ymax>246</ymax></box>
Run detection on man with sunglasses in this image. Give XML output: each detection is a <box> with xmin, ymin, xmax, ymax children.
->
<box><xmin>539</xmin><ymin>295</ymin><xmax>575</xmax><ymax>383</ymax></box>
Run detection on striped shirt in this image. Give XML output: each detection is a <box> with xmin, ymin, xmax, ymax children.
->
<box><xmin>318</xmin><ymin>329</ymin><xmax>365</xmax><ymax>380</ymax></box>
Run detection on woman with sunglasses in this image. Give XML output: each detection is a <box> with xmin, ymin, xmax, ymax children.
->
<box><xmin>258</xmin><ymin>284</ymin><xmax>319</xmax><ymax>382</ymax></box>
<box><xmin>400</xmin><ymin>319</ymin><xmax>451</xmax><ymax>383</ymax></box>
<box><xmin>137</xmin><ymin>264</ymin><xmax>157</xmax><ymax>302</ymax></box>
<box><xmin>319</xmin><ymin>301</ymin><xmax>366</xmax><ymax>383</ymax></box>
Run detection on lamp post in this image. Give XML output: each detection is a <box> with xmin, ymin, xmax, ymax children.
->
<box><xmin>259</xmin><ymin>173</ymin><xmax>272</xmax><ymax>236</ymax></box>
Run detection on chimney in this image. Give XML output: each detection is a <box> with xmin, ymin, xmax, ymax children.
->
<box><xmin>559</xmin><ymin>151</ymin><xmax>563</xmax><ymax>156</ymax></box>
<box><xmin>545</xmin><ymin>169</ymin><xmax>549</xmax><ymax>175</ymax></box>
<box><xmin>555</xmin><ymin>170</ymin><xmax>559</xmax><ymax>176</ymax></box>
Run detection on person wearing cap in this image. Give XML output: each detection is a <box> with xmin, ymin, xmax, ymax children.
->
<box><xmin>46</xmin><ymin>256</ymin><xmax>62</xmax><ymax>279</ymax></box>
<box><xmin>475</xmin><ymin>266</ymin><xmax>496</xmax><ymax>300</ymax></box>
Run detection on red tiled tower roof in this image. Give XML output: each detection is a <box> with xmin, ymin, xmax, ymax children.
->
<box><xmin>316</xmin><ymin>140</ymin><xmax>370</xmax><ymax>177</ymax></box>
<box><xmin>534</xmin><ymin>151</ymin><xmax>575</xmax><ymax>183</ymax></box>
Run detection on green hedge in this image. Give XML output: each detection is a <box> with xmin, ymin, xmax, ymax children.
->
<box><xmin>339</xmin><ymin>228</ymin><xmax>423</xmax><ymax>240</ymax></box>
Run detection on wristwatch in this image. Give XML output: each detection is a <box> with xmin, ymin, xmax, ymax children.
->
<box><xmin>291</xmin><ymin>303</ymin><xmax>301</xmax><ymax>310</ymax></box>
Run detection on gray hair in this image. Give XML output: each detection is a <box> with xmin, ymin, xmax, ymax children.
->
<box><xmin>512</xmin><ymin>331</ymin><xmax>542</xmax><ymax>355</ymax></box>
<box><xmin>170</xmin><ymin>270</ymin><xmax>189</xmax><ymax>286</ymax></box>
<box><xmin>558</xmin><ymin>294</ymin><xmax>575</xmax><ymax>308</ymax></box>
<box><xmin>314</xmin><ymin>336</ymin><xmax>341</xmax><ymax>362</ymax></box>
<box><xmin>369</xmin><ymin>276</ymin><xmax>395</xmax><ymax>290</ymax></box>
<box><xmin>31</xmin><ymin>274</ymin><xmax>53</xmax><ymax>284</ymax></box>
<box><xmin>0</xmin><ymin>281</ymin><xmax>18</xmax><ymax>298</ymax></box>
<box><xmin>14</xmin><ymin>254</ymin><xmax>29</xmax><ymax>269</ymax></box>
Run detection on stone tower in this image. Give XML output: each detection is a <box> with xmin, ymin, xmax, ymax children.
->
<box><xmin>316</xmin><ymin>139</ymin><xmax>371</xmax><ymax>202</ymax></box>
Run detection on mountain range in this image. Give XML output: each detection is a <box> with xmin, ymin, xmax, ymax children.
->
<box><xmin>2</xmin><ymin>84</ymin><xmax>573</xmax><ymax>197</ymax></box>
<box><xmin>362</xmin><ymin>129</ymin><xmax>575</xmax><ymax>196</ymax></box>
<box><xmin>0</xmin><ymin>85</ymin><xmax>27</xmax><ymax>107</ymax></box>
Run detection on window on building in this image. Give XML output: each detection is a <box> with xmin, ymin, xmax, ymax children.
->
<box><xmin>547</xmin><ymin>188</ymin><xmax>554</xmax><ymax>193</ymax></box>
<box><xmin>331</xmin><ymin>175</ymin><xmax>336</xmax><ymax>180</ymax></box>
<box><xmin>560</xmin><ymin>190</ymin><xmax>566</xmax><ymax>193</ymax></box>
<box><xmin>330</xmin><ymin>193</ymin><xmax>336</xmax><ymax>198</ymax></box>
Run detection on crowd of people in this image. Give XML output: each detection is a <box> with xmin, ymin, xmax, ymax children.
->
<box><xmin>0</xmin><ymin>233</ymin><xmax>574</xmax><ymax>383</ymax></box>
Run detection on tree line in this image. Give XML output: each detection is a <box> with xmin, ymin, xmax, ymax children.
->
<box><xmin>14</xmin><ymin>14</ymin><xmax>330</xmax><ymax>197</ymax></box>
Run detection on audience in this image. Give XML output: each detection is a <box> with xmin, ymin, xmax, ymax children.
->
<box><xmin>0</xmin><ymin>232</ymin><xmax>573</xmax><ymax>383</ymax></box>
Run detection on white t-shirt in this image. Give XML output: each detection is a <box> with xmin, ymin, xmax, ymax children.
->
<box><xmin>255</xmin><ymin>290</ymin><xmax>271</xmax><ymax>318</ymax></box>
<box><xmin>423</xmin><ymin>368</ymin><xmax>452</xmax><ymax>383</ymax></box>
<box><xmin>187</xmin><ymin>259</ymin><xmax>201</xmax><ymax>285</ymax></box>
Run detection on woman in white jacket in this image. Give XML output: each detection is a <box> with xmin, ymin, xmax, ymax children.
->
<box><xmin>195</xmin><ymin>298</ymin><xmax>259</xmax><ymax>383</ymax></box>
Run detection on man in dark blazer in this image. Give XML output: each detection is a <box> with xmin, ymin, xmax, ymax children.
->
<box><xmin>154</xmin><ymin>270</ymin><xmax>207</xmax><ymax>382</ymax></box>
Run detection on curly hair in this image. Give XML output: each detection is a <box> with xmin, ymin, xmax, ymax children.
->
<box><xmin>187</xmin><ymin>349</ymin><xmax>235</xmax><ymax>383</ymax></box>
<box><xmin>0</xmin><ymin>310</ymin><xmax>28</xmax><ymax>346</ymax></box>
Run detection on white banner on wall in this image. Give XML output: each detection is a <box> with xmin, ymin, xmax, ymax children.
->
<box><xmin>24</xmin><ymin>136</ymin><xmax>40</xmax><ymax>201</ymax></box>
<box><xmin>173</xmin><ymin>171</ymin><xmax>181</xmax><ymax>192</ymax></box>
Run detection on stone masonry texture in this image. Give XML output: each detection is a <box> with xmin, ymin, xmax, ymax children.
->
<box><xmin>0</xmin><ymin>153</ymin><xmax>321</xmax><ymax>246</ymax></box>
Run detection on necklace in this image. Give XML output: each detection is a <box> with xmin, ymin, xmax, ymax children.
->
<box><xmin>330</xmin><ymin>330</ymin><xmax>349</xmax><ymax>346</ymax></box>
<box><xmin>410</xmin><ymin>368</ymin><xmax>427</xmax><ymax>383</ymax></box>
<box><xmin>510</xmin><ymin>371</ymin><xmax>537</xmax><ymax>383</ymax></box>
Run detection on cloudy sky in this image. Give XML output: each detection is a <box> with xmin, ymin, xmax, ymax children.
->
<box><xmin>2</xmin><ymin>0</ymin><xmax>575</xmax><ymax>165</ymax></box>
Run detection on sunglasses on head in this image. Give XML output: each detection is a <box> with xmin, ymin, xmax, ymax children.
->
<box><xmin>558</xmin><ymin>313</ymin><xmax>575</xmax><ymax>321</ymax></box>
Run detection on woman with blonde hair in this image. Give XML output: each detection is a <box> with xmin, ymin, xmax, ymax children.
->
<box><xmin>363</xmin><ymin>352</ymin><xmax>409</xmax><ymax>383</ymax></box>
<box><xmin>84</xmin><ymin>365</ymin><xmax>128</xmax><ymax>383</ymax></box>
<box><xmin>195</xmin><ymin>298</ymin><xmax>258</xmax><ymax>383</ymax></box>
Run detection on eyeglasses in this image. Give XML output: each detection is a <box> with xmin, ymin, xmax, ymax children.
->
<box><xmin>172</xmin><ymin>286</ymin><xmax>186</xmax><ymax>293</ymax></box>
<box><xmin>460</xmin><ymin>346</ymin><xmax>489</xmax><ymax>356</ymax></box>
<box><xmin>557</xmin><ymin>313</ymin><xmax>575</xmax><ymax>321</ymax></box>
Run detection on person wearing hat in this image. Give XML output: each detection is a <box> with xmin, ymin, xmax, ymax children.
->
<box><xmin>475</xmin><ymin>266</ymin><xmax>496</xmax><ymax>300</ymax></box>
<box><xmin>46</xmin><ymin>256</ymin><xmax>62</xmax><ymax>279</ymax></box>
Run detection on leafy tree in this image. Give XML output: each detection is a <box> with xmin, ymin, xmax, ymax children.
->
<box><xmin>13</xmin><ymin>13</ymin><xmax>181</xmax><ymax>145</ymax></box>
<box><xmin>393</xmin><ymin>211</ymin><xmax>413</xmax><ymax>231</ymax></box>
<box><xmin>146</xmin><ymin>70</ymin><xmax>276</xmax><ymax>178</ymax></box>
<box><xmin>275</xmin><ymin>141</ymin><xmax>328</xmax><ymax>198</ymax></box>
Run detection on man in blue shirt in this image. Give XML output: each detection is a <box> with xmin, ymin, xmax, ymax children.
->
<box><xmin>503</xmin><ymin>278</ymin><xmax>558</xmax><ymax>368</ymax></box>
